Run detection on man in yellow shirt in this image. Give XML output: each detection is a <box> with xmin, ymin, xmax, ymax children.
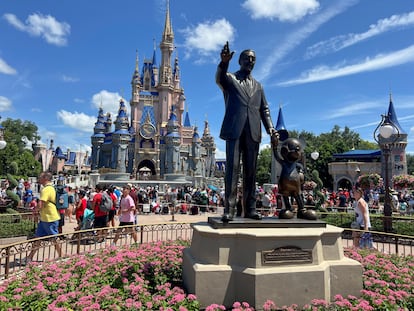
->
<box><xmin>22</xmin><ymin>172</ymin><xmax>62</xmax><ymax>265</ymax></box>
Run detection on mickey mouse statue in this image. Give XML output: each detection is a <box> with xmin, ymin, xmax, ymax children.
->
<box><xmin>271</xmin><ymin>137</ymin><xmax>317</xmax><ymax>220</ymax></box>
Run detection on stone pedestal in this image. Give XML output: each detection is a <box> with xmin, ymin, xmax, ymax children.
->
<box><xmin>182</xmin><ymin>218</ymin><xmax>362</xmax><ymax>309</ymax></box>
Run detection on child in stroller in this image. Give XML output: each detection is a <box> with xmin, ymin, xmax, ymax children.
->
<box><xmin>71</xmin><ymin>208</ymin><xmax>95</xmax><ymax>243</ymax></box>
<box><xmin>80</xmin><ymin>208</ymin><xmax>94</xmax><ymax>230</ymax></box>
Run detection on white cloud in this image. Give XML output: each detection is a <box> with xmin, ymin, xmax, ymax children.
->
<box><xmin>36</xmin><ymin>127</ymin><xmax>56</xmax><ymax>145</ymax></box>
<box><xmin>256</xmin><ymin>0</ymin><xmax>357</xmax><ymax>81</ymax></box>
<box><xmin>306</xmin><ymin>11</ymin><xmax>414</xmax><ymax>58</ymax></box>
<box><xmin>278</xmin><ymin>44</ymin><xmax>414</xmax><ymax>86</ymax></box>
<box><xmin>61</xmin><ymin>75</ymin><xmax>79</xmax><ymax>82</ymax></box>
<box><xmin>55</xmin><ymin>90</ymin><xmax>123</xmax><ymax>136</ymax></box>
<box><xmin>323</xmin><ymin>100</ymin><xmax>383</xmax><ymax>120</ymax></box>
<box><xmin>393</xmin><ymin>95</ymin><xmax>414</xmax><ymax>109</ymax></box>
<box><xmin>215</xmin><ymin>147</ymin><xmax>226</xmax><ymax>159</ymax></box>
<box><xmin>0</xmin><ymin>96</ymin><xmax>12</xmax><ymax>112</ymax></box>
<box><xmin>91</xmin><ymin>90</ymin><xmax>125</xmax><ymax>118</ymax></box>
<box><xmin>56</xmin><ymin>110</ymin><xmax>96</xmax><ymax>133</ymax></box>
<box><xmin>74</xmin><ymin>98</ymin><xmax>85</xmax><ymax>103</ymax></box>
<box><xmin>0</xmin><ymin>58</ymin><xmax>17</xmax><ymax>75</ymax></box>
<box><xmin>180</xmin><ymin>18</ymin><xmax>235</xmax><ymax>58</ymax></box>
<box><xmin>3</xmin><ymin>13</ymin><xmax>70</xmax><ymax>46</ymax></box>
<box><xmin>242</xmin><ymin>0</ymin><xmax>319</xmax><ymax>22</ymax></box>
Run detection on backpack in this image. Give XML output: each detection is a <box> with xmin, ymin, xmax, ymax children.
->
<box><xmin>99</xmin><ymin>191</ymin><xmax>113</xmax><ymax>213</ymax></box>
<box><xmin>55</xmin><ymin>185</ymin><xmax>69</xmax><ymax>209</ymax></box>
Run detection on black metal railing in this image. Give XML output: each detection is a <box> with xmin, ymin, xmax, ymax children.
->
<box><xmin>340</xmin><ymin>228</ymin><xmax>414</xmax><ymax>255</ymax></box>
<box><xmin>0</xmin><ymin>222</ymin><xmax>193</xmax><ymax>280</ymax></box>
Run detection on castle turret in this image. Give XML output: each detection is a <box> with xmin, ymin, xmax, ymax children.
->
<box><xmin>275</xmin><ymin>105</ymin><xmax>288</xmax><ymax>141</ymax></box>
<box><xmin>159</xmin><ymin>0</ymin><xmax>174</xmax><ymax>86</ymax></box>
<box><xmin>191</xmin><ymin>126</ymin><xmax>203</xmax><ymax>176</ymax></box>
<box><xmin>201</xmin><ymin>120</ymin><xmax>216</xmax><ymax>177</ymax></box>
<box><xmin>377</xmin><ymin>94</ymin><xmax>408</xmax><ymax>182</ymax></box>
<box><xmin>131</xmin><ymin>52</ymin><xmax>141</xmax><ymax>99</ymax></box>
<box><xmin>152</xmin><ymin>41</ymin><xmax>159</xmax><ymax>87</ymax></box>
<box><xmin>111</xmin><ymin>99</ymin><xmax>131</xmax><ymax>172</ymax></box>
<box><xmin>91</xmin><ymin>107</ymin><xmax>106</xmax><ymax>170</ymax></box>
<box><xmin>164</xmin><ymin>105</ymin><xmax>181</xmax><ymax>174</ymax></box>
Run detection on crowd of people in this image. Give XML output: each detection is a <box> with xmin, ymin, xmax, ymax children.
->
<box><xmin>3</xmin><ymin>172</ymin><xmax>414</xmax><ymax>263</ymax></box>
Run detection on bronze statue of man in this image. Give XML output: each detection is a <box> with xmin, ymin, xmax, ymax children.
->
<box><xmin>216</xmin><ymin>41</ymin><xmax>278</xmax><ymax>221</ymax></box>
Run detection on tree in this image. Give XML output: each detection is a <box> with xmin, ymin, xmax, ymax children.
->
<box><xmin>407</xmin><ymin>154</ymin><xmax>414</xmax><ymax>175</ymax></box>
<box><xmin>1</xmin><ymin>118</ymin><xmax>40</xmax><ymax>151</ymax></box>
<box><xmin>0</xmin><ymin>118</ymin><xmax>42</xmax><ymax>178</ymax></box>
<box><xmin>256</xmin><ymin>125</ymin><xmax>377</xmax><ymax>189</ymax></box>
<box><xmin>256</xmin><ymin>147</ymin><xmax>272</xmax><ymax>185</ymax></box>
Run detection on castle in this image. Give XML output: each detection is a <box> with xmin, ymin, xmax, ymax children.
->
<box><xmin>90</xmin><ymin>2</ymin><xmax>216</xmax><ymax>181</ymax></box>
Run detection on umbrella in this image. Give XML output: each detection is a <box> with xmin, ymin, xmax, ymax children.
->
<box><xmin>208</xmin><ymin>184</ymin><xmax>219</xmax><ymax>191</ymax></box>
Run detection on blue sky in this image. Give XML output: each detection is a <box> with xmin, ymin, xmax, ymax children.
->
<box><xmin>1</xmin><ymin>0</ymin><xmax>414</xmax><ymax>158</ymax></box>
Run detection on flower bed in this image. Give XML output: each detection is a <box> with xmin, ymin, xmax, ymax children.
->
<box><xmin>0</xmin><ymin>241</ymin><xmax>412</xmax><ymax>310</ymax></box>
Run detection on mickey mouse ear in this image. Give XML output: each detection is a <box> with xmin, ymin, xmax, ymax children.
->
<box><xmin>278</xmin><ymin>129</ymin><xmax>289</xmax><ymax>141</ymax></box>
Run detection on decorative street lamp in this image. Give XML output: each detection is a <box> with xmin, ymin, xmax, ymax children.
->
<box><xmin>373</xmin><ymin>114</ymin><xmax>399</xmax><ymax>232</ymax></box>
<box><xmin>310</xmin><ymin>150</ymin><xmax>319</xmax><ymax>161</ymax></box>
<box><xmin>0</xmin><ymin>116</ymin><xmax>6</xmax><ymax>150</ymax></box>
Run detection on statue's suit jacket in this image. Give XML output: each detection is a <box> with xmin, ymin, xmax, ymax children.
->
<box><xmin>216</xmin><ymin>62</ymin><xmax>274</xmax><ymax>142</ymax></box>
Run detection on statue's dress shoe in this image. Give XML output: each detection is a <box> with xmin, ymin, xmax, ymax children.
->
<box><xmin>245</xmin><ymin>212</ymin><xmax>262</xmax><ymax>220</ymax></box>
<box><xmin>221</xmin><ymin>213</ymin><xmax>233</xmax><ymax>222</ymax></box>
<box><xmin>279</xmin><ymin>209</ymin><xmax>295</xmax><ymax>219</ymax></box>
<box><xmin>297</xmin><ymin>209</ymin><xmax>318</xmax><ymax>220</ymax></box>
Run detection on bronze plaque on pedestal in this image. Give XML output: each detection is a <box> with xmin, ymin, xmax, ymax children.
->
<box><xmin>262</xmin><ymin>246</ymin><xmax>312</xmax><ymax>265</ymax></box>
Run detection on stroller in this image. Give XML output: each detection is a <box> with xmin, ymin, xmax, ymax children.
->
<box><xmin>71</xmin><ymin>209</ymin><xmax>95</xmax><ymax>244</ymax></box>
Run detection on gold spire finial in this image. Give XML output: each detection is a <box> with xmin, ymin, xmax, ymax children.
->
<box><xmin>162</xmin><ymin>0</ymin><xmax>174</xmax><ymax>41</ymax></box>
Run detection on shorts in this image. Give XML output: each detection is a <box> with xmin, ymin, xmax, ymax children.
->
<box><xmin>36</xmin><ymin>220</ymin><xmax>59</xmax><ymax>237</ymax></box>
<box><xmin>119</xmin><ymin>221</ymin><xmax>134</xmax><ymax>227</ymax></box>
<box><xmin>117</xmin><ymin>221</ymin><xmax>135</xmax><ymax>234</ymax></box>
<box><xmin>352</xmin><ymin>227</ymin><xmax>368</xmax><ymax>239</ymax></box>
<box><xmin>108</xmin><ymin>209</ymin><xmax>116</xmax><ymax>222</ymax></box>
<box><xmin>94</xmin><ymin>215</ymin><xmax>108</xmax><ymax>228</ymax></box>
<box><xmin>58</xmin><ymin>212</ymin><xmax>65</xmax><ymax>227</ymax></box>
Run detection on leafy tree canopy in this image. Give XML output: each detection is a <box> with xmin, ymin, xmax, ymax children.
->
<box><xmin>0</xmin><ymin>118</ymin><xmax>42</xmax><ymax>178</ymax></box>
<box><xmin>256</xmin><ymin>125</ymin><xmax>378</xmax><ymax>188</ymax></box>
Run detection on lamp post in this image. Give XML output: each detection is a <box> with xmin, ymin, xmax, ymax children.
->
<box><xmin>373</xmin><ymin>114</ymin><xmax>399</xmax><ymax>232</ymax></box>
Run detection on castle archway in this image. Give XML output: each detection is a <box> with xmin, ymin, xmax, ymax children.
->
<box><xmin>336</xmin><ymin>177</ymin><xmax>352</xmax><ymax>191</ymax></box>
<box><xmin>137</xmin><ymin>159</ymin><xmax>156</xmax><ymax>179</ymax></box>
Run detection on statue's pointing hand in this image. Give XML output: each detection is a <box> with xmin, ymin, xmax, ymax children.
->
<box><xmin>221</xmin><ymin>41</ymin><xmax>234</xmax><ymax>63</ymax></box>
